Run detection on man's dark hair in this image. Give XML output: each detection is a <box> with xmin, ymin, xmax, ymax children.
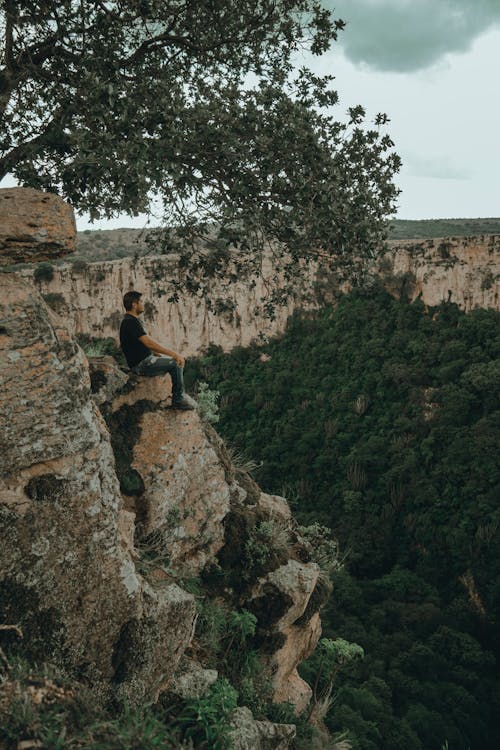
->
<box><xmin>123</xmin><ymin>290</ymin><xmax>142</xmax><ymax>311</ymax></box>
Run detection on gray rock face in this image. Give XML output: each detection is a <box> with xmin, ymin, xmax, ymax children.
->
<box><xmin>0</xmin><ymin>187</ymin><xmax>76</xmax><ymax>264</ymax></box>
<box><xmin>230</xmin><ymin>707</ymin><xmax>296</xmax><ymax>750</ymax></box>
<box><xmin>0</xmin><ymin>276</ymin><xmax>99</xmax><ymax>476</ymax></box>
<box><xmin>168</xmin><ymin>657</ymin><xmax>218</xmax><ymax>700</ymax></box>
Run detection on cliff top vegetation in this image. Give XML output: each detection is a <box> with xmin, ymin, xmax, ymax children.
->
<box><xmin>1</xmin><ymin>0</ymin><xmax>400</xmax><ymax>311</ymax></box>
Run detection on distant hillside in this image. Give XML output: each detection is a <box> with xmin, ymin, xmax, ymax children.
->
<box><xmin>75</xmin><ymin>227</ymin><xmax>149</xmax><ymax>262</ymax></box>
<box><xmin>389</xmin><ymin>217</ymin><xmax>500</xmax><ymax>240</ymax></box>
<box><xmin>72</xmin><ymin>219</ymin><xmax>500</xmax><ymax>263</ymax></box>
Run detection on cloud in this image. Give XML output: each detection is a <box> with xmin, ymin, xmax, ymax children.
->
<box><xmin>404</xmin><ymin>154</ymin><xmax>472</xmax><ymax>180</ymax></box>
<box><xmin>325</xmin><ymin>0</ymin><xmax>500</xmax><ymax>72</ymax></box>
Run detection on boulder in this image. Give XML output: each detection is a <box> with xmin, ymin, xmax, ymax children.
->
<box><xmin>0</xmin><ymin>187</ymin><xmax>76</xmax><ymax>265</ymax></box>
<box><xmin>230</xmin><ymin>706</ymin><xmax>296</xmax><ymax>750</ymax></box>
<box><xmin>131</xmin><ymin>409</ymin><xmax>231</xmax><ymax>577</ymax></box>
<box><xmin>248</xmin><ymin>560</ymin><xmax>322</xmax><ymax>712</ymax></box>
<box><xmin>271</xmin><ymin>612</ymin><xmax>322</xmax><ymax>711</ymax></box>
<box><xmin>168</xmin><ymin>657</ymin><xmax>218</xmax><ymax>700</ymax></box>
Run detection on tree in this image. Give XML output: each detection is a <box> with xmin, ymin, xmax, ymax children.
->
<box><xmin>1</xmin><ymin>1</ymin><xmax>401</xmax><ymax>305</ymax></box>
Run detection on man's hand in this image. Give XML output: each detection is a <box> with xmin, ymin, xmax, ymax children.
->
<box><xmin>139</xmin><ymin>334</ymin><xmax>186</xmax><ymax>366</ymax></box>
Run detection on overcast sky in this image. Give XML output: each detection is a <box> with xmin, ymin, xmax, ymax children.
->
<box><xmin>4</xmin><ymin>0</ymin><xmax>500</xmax><ymax>229</ymax></box>
<box><xmin>318</xmin><ymin>0</ymin><xmax>500</xmax><ymax>221</ymax></box>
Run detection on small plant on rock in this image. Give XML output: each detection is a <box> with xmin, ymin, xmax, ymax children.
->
<box><xmin>298</xmin><ymin>523</ymin><xmax>341</xmax><ymax>576</ymax></box>
<box><xmin>244</xmin><ymin>519</ymin><xmax>290</xmax><ymax>578</ymax></box>
<box><xmin>196</xmin><ymin>382</ymin><xmax>220</xmax><ymax>424</ymax></box>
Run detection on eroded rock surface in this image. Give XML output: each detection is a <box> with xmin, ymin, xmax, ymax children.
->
<box><xmin>88</xmin><ymin>355</ymin><xmax>328</xmax><ymax>714</ymax></box>
<box><xmin>249</xmin><ymin>560</ymin><xmax>323</xmax><ymax>712</ymax></box>
<box><xmin>0</xmin><ymin>187</ymin><xmax>76</xmax><ymax>265</ymax></box>
<box><xmin>0</xmin><ymin>278</ymin><xmax>327</xmax><ymax>729</ymax></box>
<box><xmin>131</xmin><ymin>409</ymin><xmax>231</xmax><ymax>577</ymax></box>
<box><xmin>230</xmin><ymin>706</ymin><xmax>296</xmax><ymax>750</ymax></box>
<box><xmin>0</xmin><ymin>276</ymin><xmax>195</xmax><ymax>698</ymax></box>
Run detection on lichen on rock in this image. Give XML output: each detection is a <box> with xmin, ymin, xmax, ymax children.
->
<box><xmin>0</xmin><ymin>187</ymin><xmax>76</xmax><ymax>265</ymax></box>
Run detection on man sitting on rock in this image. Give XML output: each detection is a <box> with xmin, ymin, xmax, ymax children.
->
<box><xmin>119</xmin><ymin>290</ymin><xmax>195</xmax><ymax>410</ymax></box>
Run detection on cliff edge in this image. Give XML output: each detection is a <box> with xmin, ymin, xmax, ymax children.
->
<box><xmin>0</xmin><ymin>189</ymin><xmax>332</xmax><ymax>748</ymax></box>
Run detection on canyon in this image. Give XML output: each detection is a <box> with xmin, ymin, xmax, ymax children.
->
<box><xmin>17</xmin><ymin>233</ymin><xmax>500</xmax><ymax>359</ymax></box>
<box><xmin>2</xmin><ymin>187</ymin><xmax>499</xmax><ymax>748</ymax></box>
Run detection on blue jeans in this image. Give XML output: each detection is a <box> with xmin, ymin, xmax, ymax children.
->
<box><xmin>133</xmin><ymin>354</ymin><xmax>184</xmax><ymax>402</ymax></box>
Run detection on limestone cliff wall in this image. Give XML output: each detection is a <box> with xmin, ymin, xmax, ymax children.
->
<box><xmin>20</xmin><ymin>234</ymin><xmax>500</xmax><ymax>357</ymax></box>
<box><xmin>383</xmin><ymin>234</ymin><xmax>500</xmax><ymax>311</ymax></box>
<box><xmin>20</xmin><ymin>254</ymin><xmax>301</xmax><ymax>358</ymax></box>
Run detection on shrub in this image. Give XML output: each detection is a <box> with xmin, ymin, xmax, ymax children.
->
<box><xmin>41</xmin><ymin>292</ymin><xmax>65</xmax><ymax>312</ymax></box>
<box><xmin>196</xmin><ymin>381</ymin><xmax>220</xmax><ymax>424</ymax></box>
<box><xmin>298</xmin><ymin>523</ymin><xmax>341</xmax><ymax>576</ymax></box>
<box><xmin>243</xmin><ymin>519</ymin><xmax>290</xmax><ymax>578</ymax></box>
<box><xmin>33</xmin><ymin>262</ymin><xmax>54</xmax><ymax>283</ymax></box>
<box><xmin>71</xmin><ymin>259</ymin><xmax>89</xmax><ymax>273</ymax></box>
<box><xmin>161</xmin><ymin>678</ymin><xmax>238</xmax><ymax>750</ymax></box>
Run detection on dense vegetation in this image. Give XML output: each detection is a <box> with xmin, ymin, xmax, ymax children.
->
<box><xmin>388</xmin><ymin>218</ymin><xmax>500</xmax><ymax>241</ymax></box>
<box><xmin>186</xmin><ymin>286</ymin><xmax>500</xmax><ymax>750</ymax></box>
<box><xmin>1</xmin><ymin>1</ymin><xmax>401</xmax><ymax>311</ymax></box>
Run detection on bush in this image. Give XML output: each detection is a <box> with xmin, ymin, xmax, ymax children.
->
<box><xmin>196</xmin><ymin>381</ymin><xmax>220</xmax><ymax>424</ymax></box>
<box><xmin>41</xmin><ymin>292</ymin><xmax>65</xmax><ymax>312</ymax></box>
<box><xmin>33</xmin><ymin>262</ymin><xmax>54</xmax><ymax>283</ymax></box>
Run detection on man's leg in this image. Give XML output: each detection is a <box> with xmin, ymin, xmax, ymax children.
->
<box><xmin>135</xmin><ymin>355</ymin><xmax>185</xmax><ymax>402</ymax></box>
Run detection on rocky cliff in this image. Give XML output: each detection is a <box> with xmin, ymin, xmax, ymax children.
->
<box><xmin>0</xmin><ymin>189</ymin><xmax>332</xmax><ymax>748</ymax></box>
<box><xmin>16</xmin><ymin>234</ymin><xmax>499</xmax><ymax>358</ymax></box>
<box><xmin>382</xmin><ymin>234</ymin><xmax>500</xmax><ymax>311</ymax></box>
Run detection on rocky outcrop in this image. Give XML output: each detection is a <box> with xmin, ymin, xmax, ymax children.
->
<box><xmin>0</xmin><ymin>277</ymin><xmax>328</xmax><ymax>741</ymax></box>
<box><xmin>230</xmin><ymin>706</ymin><xmax>296</xmax><ymax>750</ymax></box>
<box><xmin>249</xmin><ymin>560</ymin><xmax>323</xmax><ymax>712</ymax></box>
<box><xmin>0</xmin><ymin>274</ymin><xmax>196</xmax><ymax>703</ymax></box>
<box><xmin>87</xmin><ymin>356</ymin><xmax>328</xmax><ymax>710</ymax></box>
<box><xmin>0</xmin><ymin>187</ymin><xmax>76</xmax><ymax>265</ymax></box>
<box><xmin>0</xmin><ymin>189</ymin><xmax>335</xmax><ymax>747</ymax></box>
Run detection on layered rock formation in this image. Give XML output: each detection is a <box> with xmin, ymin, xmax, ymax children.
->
<box><xmin>382</xmin><ymin>234</ymin><xmax>500</xmax><ymax>311</ymax></box>
<box><xmin>0</xmin><ymin>190</ymin><xmax>330</xmax><ymax>745</ymax></box>
<box><xmin>0</xmin><ymin>187</ymin><xmax>76</xmax><ymax>265</ymax></box>
<box><xmin>17</xmin><ymin>233</ymin><xmax>499</xmax><ymax>358</ymax></box>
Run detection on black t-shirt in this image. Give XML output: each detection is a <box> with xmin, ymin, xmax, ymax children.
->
<box><xmin>119</xmin><ymin>314</ymin><xmax>150</xmax><ymax>367</ymax></box>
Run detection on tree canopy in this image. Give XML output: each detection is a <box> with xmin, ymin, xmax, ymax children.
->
<box><xmin>1</xmin><ymin>1</ymin><xmax>401</xmax><ymax>300</ymax></box>
<box><xmin>186</xmin><ymin>289</ymin><xmax>500</xmax><ymax>749</ymax></box>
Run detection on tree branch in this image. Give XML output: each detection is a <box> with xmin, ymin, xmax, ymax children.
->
<box><xmin>3</xmin><ymin>1</ymin><xmax>15</xmax><ymax>70</ymax></box>
<box><xmin>0</xmin><ymin>106</ymin><xmax>69</xmax><ymax>180</ymax></box>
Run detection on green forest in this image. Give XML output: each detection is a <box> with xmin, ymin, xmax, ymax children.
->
<box><xmin>186</xmin><ymin>285</ymin><xmax>500</xmax><ymax>750</ymax></box>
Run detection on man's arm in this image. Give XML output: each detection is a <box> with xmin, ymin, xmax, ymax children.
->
<box><xmin>139</xmin><ymin>335</ymin><xmax>185</xmax><ymax>367</ymax></box>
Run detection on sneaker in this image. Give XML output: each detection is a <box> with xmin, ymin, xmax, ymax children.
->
<box><xmin>171</xmin><ymin>396</ymin><xmax>196</xmax><ymax>411</ymax></box>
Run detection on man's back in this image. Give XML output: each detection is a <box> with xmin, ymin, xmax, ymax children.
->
<box><xmin>119</xmin><ymin>314</ymin><xmax>150</xmax><ymax>368</ymax></box>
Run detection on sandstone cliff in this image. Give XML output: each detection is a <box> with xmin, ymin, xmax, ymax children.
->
<box><xmin>16</xmin><ymin>234</ymin><xmax>499</xmax><ymax>359</ymax></box>
<box><xmin>0</xmin><ymin>189</ymin><xmax>332</xmax><ymax>748</ymax></box>
<box><xmin>382</xmin><ymin>234</ymin><xmax>500</xmax><ymax>311</ymax></box>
